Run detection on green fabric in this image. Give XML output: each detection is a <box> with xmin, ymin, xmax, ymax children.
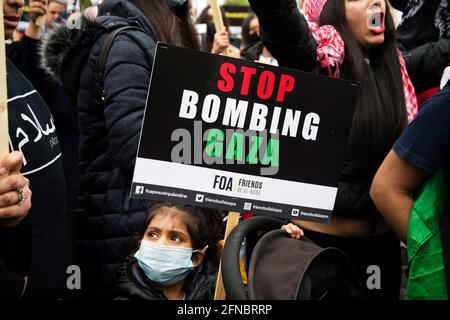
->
<box><xmin>406</xmin><ymin>167</ymin><xmax>448</xmax><ymax>300</ymax></box>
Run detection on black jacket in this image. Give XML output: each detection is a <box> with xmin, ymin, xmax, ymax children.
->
<box><xmin>241</xmin><ymin>41</ymin><xmax>264</xmax><ymax>62</ymax></box>
<box><xmin>7</xmin><ymin>35</ymin><xmax>78</xmax><ymax>211</ymax></box>
<box><xmin>0</xmin><ymin>244</ymin><xmax>24</xmax><ymax>300</ymax></box>
<box><xmin>391</xmin><ymin>0</ymin><xmax>450</xmax><ymax>51</ymax></box>
<box><xmin>42</xmin><ymin>0</ymin><xmax>157</xmax><ymax>298</ymax></box>
<box><xmin>0</xmin><ymin>60</ymin><xmax>69</xmax><ymax>300</ymax></box>
<box><xmin>114</xmin><ymin>257</ymin><xmax>217</xmax><ymax>300</ymax></box>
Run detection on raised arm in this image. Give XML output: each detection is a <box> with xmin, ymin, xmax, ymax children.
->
<box><xmin>248</xmin><ymin>0</ymin><xmax>317</xmax><ymax>71</ymax></box>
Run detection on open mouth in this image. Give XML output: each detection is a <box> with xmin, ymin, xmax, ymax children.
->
<box><xmin>367</xmin><ymin>8</ymin><xmax>385</xmax><ymax>34</ymax></box>
<box><xmin>3</xmin><ymin>15</ymin><xmax>20</xmax><ymax>28</ymax></box>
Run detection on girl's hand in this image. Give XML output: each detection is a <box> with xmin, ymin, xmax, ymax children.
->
<box><xmin>281</xmin><ymin>223</ymin><xmax>304</xmax><ymax>239</ymax></box>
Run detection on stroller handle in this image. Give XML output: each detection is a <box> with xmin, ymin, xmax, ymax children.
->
<box><xmin>221</xmin><ymin>216</ymin><xmax>286</xmax><ymax>300</ymax></box>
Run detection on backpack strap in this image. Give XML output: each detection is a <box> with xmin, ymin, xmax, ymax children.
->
<box><xmin>94</xmin><ymin>25</ymin><xmax>146</xmax><ymax>102</ymax></box>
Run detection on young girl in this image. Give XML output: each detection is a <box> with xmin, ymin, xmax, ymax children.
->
<box><xmin>114</xmin><ymin>203</ymin><xmax>223</xmax><ymax>300</ymax></box>
<box><xmin>249</xmin><ymin>0</ymin><xmax>417</xmax><ymax>299</ymax></box>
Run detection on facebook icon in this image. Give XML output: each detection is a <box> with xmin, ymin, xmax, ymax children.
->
<box><xmin>135</xmin><ymin>186</ymin><xmax>144</xmax><ymax>195</ymax></box>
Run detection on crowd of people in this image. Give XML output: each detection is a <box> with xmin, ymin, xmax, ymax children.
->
<box><xmin>1</xmin><ymin>0</ymin><xmax>450</xmax><ymax>301</ymax></box>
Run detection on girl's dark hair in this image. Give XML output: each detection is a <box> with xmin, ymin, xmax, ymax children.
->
<box><xmin>128</xmin><ymin>0</ymin><xmax>199</xmax><ymax>49</ymax></box>
<box><xmin>138</xmin><ymin>202</ymin><xmax>224</xmax><ymax>268</ymax></box>
<box><xmin>320</xmin><ymin>0</ymin><xmax>406</xmax><ymax>175</ymax></box>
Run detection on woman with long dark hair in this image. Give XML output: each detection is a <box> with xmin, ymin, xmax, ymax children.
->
<box><xmin>250</xmin><ymin>0</ymin><xmax>417</xmax><ymax>299</ymax></box>
<box><xmin>42</xmin><ymin>0</ymin><xmax>199</xmax><ymax>299</ymax></box>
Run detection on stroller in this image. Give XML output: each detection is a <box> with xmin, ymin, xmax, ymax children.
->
<box><xmin>221</xmin><ymin>216</ymin><xmax>366</xmax><ymax>300</ymax></box>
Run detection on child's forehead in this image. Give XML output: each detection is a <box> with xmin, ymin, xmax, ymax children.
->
<box><xmin>148</xmin><ymin>208</ymin><xmax>189</xmax><ymax>230</ymax></box>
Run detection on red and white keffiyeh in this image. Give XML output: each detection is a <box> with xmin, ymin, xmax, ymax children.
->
<box><xmin>304</xmin><ymin>0</ymin><xmax>328</xmax><ymax>24</ymax></box>
<box><xmin>397</xmin><ymin>52</ymin><xmax>418</xmax><ymax>122</ymax></box>
<box><xmin>308</xmin><ymin>21</ymin><xmax>344</xmax><ymax>79</ymax></box>
<box><xmin>304</xmin><ymin>0</ymin><xmax>418</xmax><ymax>123</ymax></box>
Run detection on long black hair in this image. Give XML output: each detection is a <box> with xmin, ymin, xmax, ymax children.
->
<box><xmin>128</xmin><ymin>0</ymin><xmax>199</xmax><ymax>49</ymax></box>
<box><xmin>320</xmin><ymin>0</ymin><xmax>407</xmax><ymax>175</ymax></box>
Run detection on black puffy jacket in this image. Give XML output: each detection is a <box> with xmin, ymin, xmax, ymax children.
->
<box><xmin>42</xmin><ymin>0</ymin><xmax>156</xmax><ymax>298</ymax></box>
<box><xmin>114</xmin><ymin>257</ymin><xmax>217</xmax><ymax>300</ymax></box>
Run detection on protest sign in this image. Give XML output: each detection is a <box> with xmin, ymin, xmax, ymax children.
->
<box><xmin>131</xmin><ymin>43</ymin><xmax>358</xmax><ymax>223</ymax></box>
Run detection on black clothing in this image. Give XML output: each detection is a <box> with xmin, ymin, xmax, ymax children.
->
<box><xmin>7</xmin><ymin>35</ymin><xmax>78</xmax><ymax>211</ymax></box>
<box><xmin>114</xmin><ymin>257</ymin><xmax>217</xmax><ymax>300</ymax></box>
<box><xmin>0</xmin><ymin>60</ymin><xmax>69</xmax><ymax>300</ymax></box>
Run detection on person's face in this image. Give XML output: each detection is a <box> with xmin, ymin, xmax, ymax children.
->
<box><xmin>46</xmin><ymin>2</ymin><xmax>65</xmax><ymax>28</ymax></box>
<box><xmin>3</xmin><ymin>0</ymin><xmax>24</xmax><ymax>40</ymax></box>
<box><xmin>143</xmin><ymin>208</ymin><xmax>204</xmax><ymax>267</ymax></box>
<box><xmin>144</xmin><ymin>209</ymin><xmax>193</xmax><ymax>248</ymax></box>
<box><xmin>345</xmin><ymin>0</ymin><xmax>386</xmax><ymax>51</ymax></box>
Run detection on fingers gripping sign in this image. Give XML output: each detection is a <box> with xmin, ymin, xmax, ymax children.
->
<box><xmin>32</xmin><ymin>0</ymin><xmax>48</xmax><ymax>28</ymax></box>
<box><xmin>212</xmin><ymin>30</ymin><xmax>230</xmax><ymax>55</ymax></box>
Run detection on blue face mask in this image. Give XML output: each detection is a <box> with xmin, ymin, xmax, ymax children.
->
<box><xmin>134</xmin><ymin>240</ymin><xmax>206</xmax><ymax>286</ymax></box>
<box><xmin>165</xmin><ymin>0</ymin><xmax>187</xmax><ymax>8</ymax></box>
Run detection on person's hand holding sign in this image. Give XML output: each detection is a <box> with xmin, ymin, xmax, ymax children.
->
<box><xmin>0</xmin><ymin>152</ymin><xmax>32</xmax><ymax>228</ymax></box>
<box><xmin>30</xmin><ymin>0</ymin><xmax>47</xmax><ymax>24</ymax></box>
<box><xmin>212</xmin><ymin>30</ymin><xmax>230</xmax><ymax>55</ymax></box>
<box><xmin>29</xmin><ymin>0</ymin><xmax>47</xmax><ymax>25</ymax></box>
<box><xmin>27</xmin><ymin>0</ymin><xmax>47</xmax><ymax>39</ymax></box>
<box><xmin>211</xmin><ymin>30</ymin><xmax>241</xmax><ymax>59</ymax></box>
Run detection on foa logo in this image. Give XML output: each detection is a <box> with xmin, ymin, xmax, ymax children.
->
<box><xmin>213</xmin><ymin>175</ymin><xmax>233</xmax><ymax>191</ymax></box>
